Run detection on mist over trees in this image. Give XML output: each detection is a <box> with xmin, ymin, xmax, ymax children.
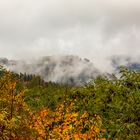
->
<box><xmin>1</xmin><ymin>55</ymin><xmax>140</xmax><ymax>86</ymax></box>
<box><xmin>0</xmin><ymin>64</ymin><xmax>140</xmax><ymax>139</ymax></box>
<box><xmin>0</xmin><ymin>0</ymin><xmax>140</xmax><ymax>139</ymax></box>
<box><xmin>0</xmin><ymin>56</ymin><xmax>100</xmax><ymax>85</ymax></box>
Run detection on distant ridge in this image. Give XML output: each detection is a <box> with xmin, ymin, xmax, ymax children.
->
<box><xmin>1</xmin><ymin>55</ymin><xmax>140</xmax><ymax>85</ymax></box>
<box><xmin>0</xmin><ymin>55</ymin><xmax>100</xmax><ymax>85</ymax></box>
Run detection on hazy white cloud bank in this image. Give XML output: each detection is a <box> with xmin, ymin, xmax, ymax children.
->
<box><xmin>0</xmin><ymin>0</ymin><xmax>140</xmax><ymax>72</ymax></box>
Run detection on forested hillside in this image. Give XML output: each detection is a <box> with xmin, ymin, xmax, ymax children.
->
<box><xmin>0</xmin><ymin>56</ymin><xmax>100</xmax><ymax>85</ymax></box>
<box><xmin>0</xmin><ymin>66</ymin><xmax>140</xmax><ymax>140</ymax></box>
<box><xmin>1</xmin><ymin>55</ymin><xmax>140</xmax><ymax>86</ymax></box>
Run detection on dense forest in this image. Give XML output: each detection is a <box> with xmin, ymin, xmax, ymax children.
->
<box><xmin>0</xmin><ymin>65</ymin><xmax>140</xmax><ymax>140</ymax></box>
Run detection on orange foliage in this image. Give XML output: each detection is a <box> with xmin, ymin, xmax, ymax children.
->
<box><xmin>30</xmin><ymin>101</ymin><xmax>104</xmax><ymax>140</ymax></box>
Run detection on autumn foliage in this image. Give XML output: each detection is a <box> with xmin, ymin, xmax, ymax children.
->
<box><xmin>0</xmin><ymin>68</ymin><xmax>33</xmax><ymax>139</ymax></box>
<box><xmin>0</xmin><ymin>66</ymin><xmax>140</xmax><ymax>139</ymax></box>
<box><xmin>29</xmin><ymin>101</ymin><xmax>102</xmax><ymax>140</ymax></box>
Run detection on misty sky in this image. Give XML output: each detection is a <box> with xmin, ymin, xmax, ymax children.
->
<box><xmin>0</xmin><ymin>0</ymin><xmax>140</xmax><ymax>69</ymax></box>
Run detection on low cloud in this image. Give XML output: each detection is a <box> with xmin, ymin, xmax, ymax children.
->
<box><xmin>0</xmin><ymin>0</ymin><xmax>140</xmax><ymax>72</ymax></box>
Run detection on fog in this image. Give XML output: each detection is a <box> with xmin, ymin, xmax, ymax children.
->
<box><xmin>0</xmin><ymin>0</ymin><xmax>140</xmax><ymax>72</ymax></box>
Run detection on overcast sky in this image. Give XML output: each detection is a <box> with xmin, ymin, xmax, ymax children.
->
<box><xmin>0</xmin><ymin>0</ymin><xmax>140</xmax><ymax>69</ymax></box>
